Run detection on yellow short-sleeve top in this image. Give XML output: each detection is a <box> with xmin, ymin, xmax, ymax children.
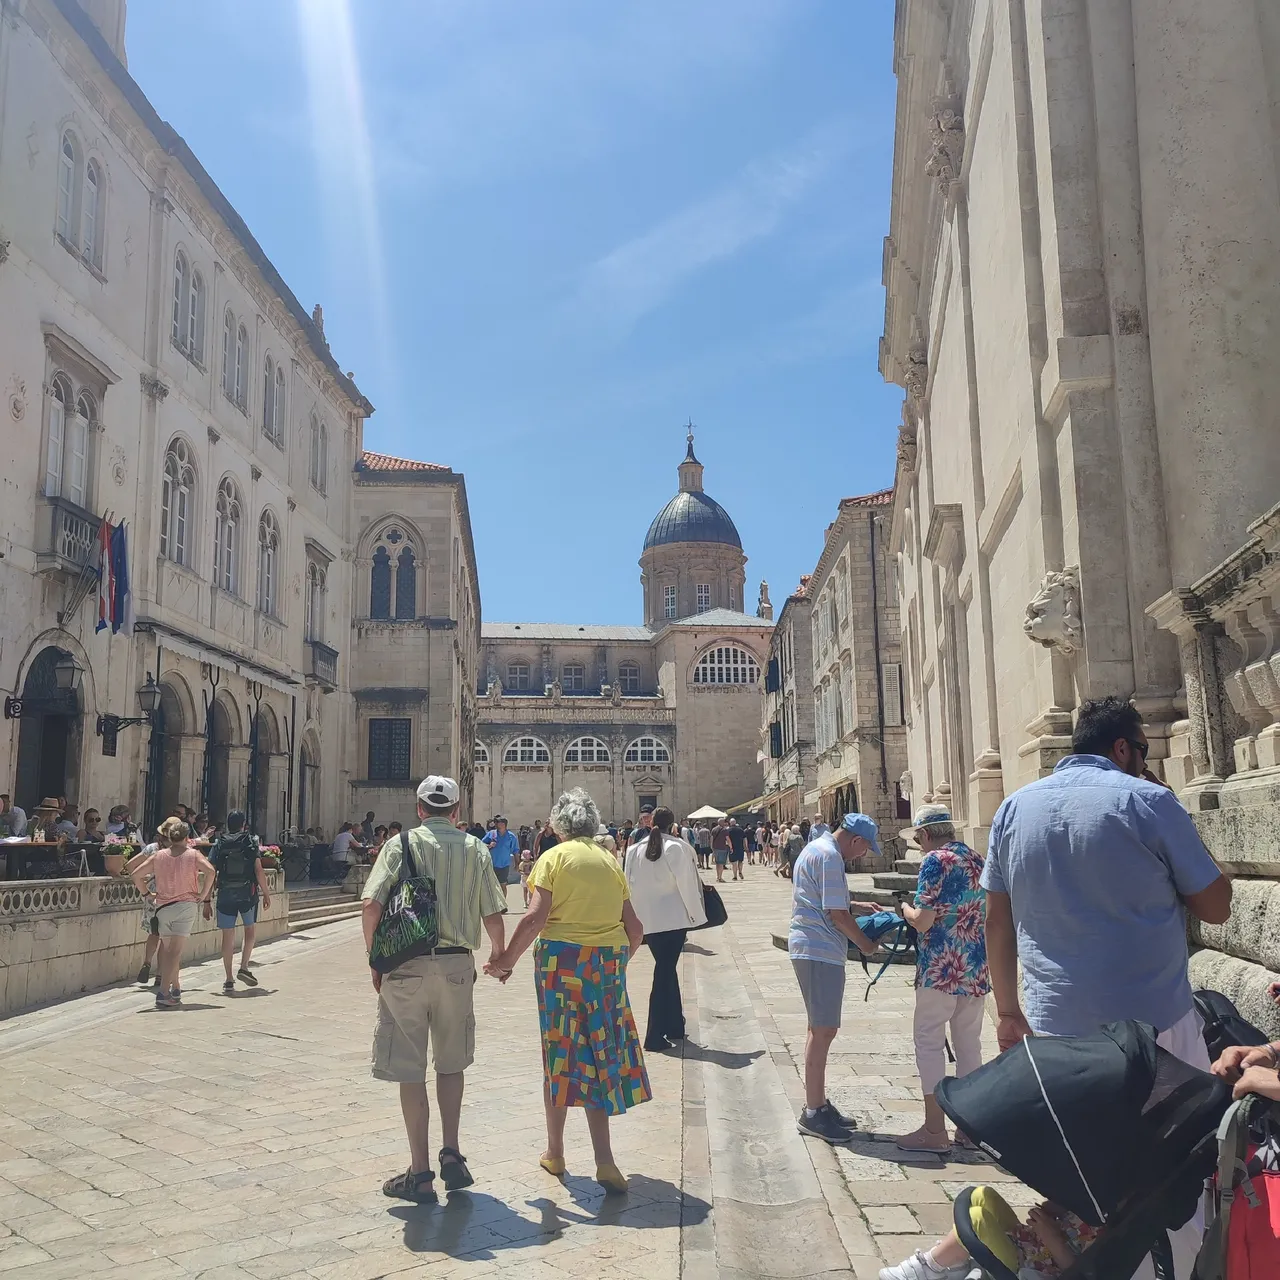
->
<box><xmin>528</xmin><ymin>837</ymin><xmax>630</xmax><ymax>948</ymax></box>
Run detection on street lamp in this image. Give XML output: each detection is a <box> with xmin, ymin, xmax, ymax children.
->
<box><xmin>53</xmin><ymin>653</ymin><xmax>84</xmax><ymax>693</ymax></box>
<box><xmin>136</xmin><ymin>673</ymin><xmax>161</xmax><ymax>717</ymax></box>
<box><xmin>96</xmin><ymin>672</ymin><xmax>161</xmax><ymax>741</ymax></box>
<box><xmin>3</xmin><ymin>651</ymin><xmax>84</xmax><ymax>718</ymax></box>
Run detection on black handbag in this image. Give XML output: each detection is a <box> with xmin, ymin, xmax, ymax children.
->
<box><xmin>369</xmin><ymin>832</ymin><xmax>440</xmax><ymax>973</ymax></box>
<box><xmin>692</xmin><ymin>882</ymin><xmax>727</xmax><ymax>931</ymax></box>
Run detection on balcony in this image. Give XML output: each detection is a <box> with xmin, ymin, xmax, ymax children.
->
<box><xmin>307</xmin><ymin>639</ymin><xmax>339</xmax><ymax>690</ymax></box>
<box><xmin>37</xmin><ymin>496</ymin><xmax>99</xmax><ymax>578</ymax></box>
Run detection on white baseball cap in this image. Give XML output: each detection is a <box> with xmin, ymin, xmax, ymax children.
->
<box><xmin>417</xmin><ymin>775</ymin><xmax>460</xmax><ymax>807</ymax></box>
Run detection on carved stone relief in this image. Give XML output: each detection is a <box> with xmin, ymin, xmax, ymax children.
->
<box><xmin>1024</xmin><ymin>566</ymin><xmax>1083</xmax><ymax>655</ymax></box>
<box><xmin>924</xmin><ymin>95</ymin><xmax>965</xmax><ymax>194</ymax></box>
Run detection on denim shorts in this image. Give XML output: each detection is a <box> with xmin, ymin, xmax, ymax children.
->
<box><xmin>216</xmin><ymin>902</ymin><xmax>258</xmax><ymax>929</ymax></box>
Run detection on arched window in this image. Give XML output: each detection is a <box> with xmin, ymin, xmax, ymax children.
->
<box><xmin>45</xmin><ymin>377</ymin><xmax>91</xmax><ymax>507</ymax></box>
<box><xmin>618</xmin><ymin>661</ymin><xmax>641</xmax><ymax>694</ymax></box>
<box><xmin>370</xmin><ymin>546</ymin><xmax>392</xmax><ymax>618</ymax></box>
<box><xmin>257</xmin><ymin>509</ymin><xmax>280</xmax><ymax>616</ymax></box>
<box><xmin>213</xmin><ymin>477</ymin><xmax>241</xmax><ymax>593</ymax></box>
<box><xmin>56</xmin><ymin>131</ymin><xmax>79</xmax><ymax>244</ymax></box>
<box><xmin>305</xmin><ymin>560</ymin><xmax>326</xmax><ymax>640</ymax></box>
<box><xmin>222</xmin><ymin>310</ymin><xmax>235</xmax><ymax>397</ymax></box>
<box><xmin>274</xmin><ymin>363</ymin><xmax>286</xmax><ymax>433</ymax></box>
<box><xmin>565</xmin><ymin>736</ymin><xmax>610</xmax><ymax>764</ymax></box>
<box><xmin>692</xmin><ymin>644</ymin><xmax>760</xmax><ymax>686</ymax></box>
<box><xmin>503</xmin><ymin>736</ymin><xmax>550</xmax><ymax>764</ymax></box>
<box><xmin>395</xmin><ymin>547</ymin><xmax>416</xmax><ymax>619</ymax></box>
<box><xmin>82</xmin><ymin>159</ymin><xmax>102</xmax><ymax>268</ymax></box>
<box><xmin>190</xmin><ymin>271</ymin><xmax>205</xmax><ymax>362</ymax></box>
<box><xmin>624</xmin><ymin>736</ymin><xmax>671</xmax><ymax>764</ymax></box>
<box><xmin>263</xmin><ymin>357</ymin><xmax>277</xmax><ymax>441</ymax></box>
<box><xmin>160</xmin><ymin>438</ymin><xmax>196</xmax><ymax>564</ymax></box>
<box><xmin>234</xmin><ymin>324</ymin><xmax>248</xmax><ymax>410</ymax></box>
<box><xmin>474</xmin><ymin>742</ymin><xmax>490</xmax><ymax>764</ymax></box>
<box><xmin>309</xmin><ymin>414</ymin><xmax>327</xmax><ymax>492</ymax></box>
<box><xmin>172</xmin><ymin>252</ymin><xmax>190</xmax><ymax>348</ymax></box>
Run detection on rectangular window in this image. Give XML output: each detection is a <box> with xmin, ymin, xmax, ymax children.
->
<box><xmin>697</xmin><ymin>583</ymin><xmax>711</xmax><ymax>613</ymax></box>
<box><xmin>664</xmin><ymin>585</ymin><xmax>677</xmax><ymax>619</ymax></box>
<box><xmin>368</xmin><ymin>718</ymin><xmax>411</xmax><ymax>780</ymax></box>
<box><xmin>562</xmin><ymin>664</ymin><xmax>585</xmax><ymax>692</ymax></box>
<box><xmin>507</xmin><ymin>662</ymin><xmax>529</xmax><ymax>691</ymax></box>
<box><xmin>618</xmin><ymin>664</ymin><xmax>640</xmax><ymax>694</ymax></box>
<box><xmin>882</xmin><ymin>663</ymin><xmax>904</xmax><ymax>728</ymax></box>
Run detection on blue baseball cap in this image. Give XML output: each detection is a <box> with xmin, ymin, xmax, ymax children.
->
<box><xmin>839</xmin><ymin>812</ymin><xmax>881</xmax><ymax>856</ymax></box>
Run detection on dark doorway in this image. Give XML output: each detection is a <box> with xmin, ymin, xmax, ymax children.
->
<box><xmin>299</xmin><ymin>738</ymin><xmax>319</xmax><ymax>833</ymax></box>
<box><xmin>208</xmin><ymin>699</ymin><xmax>233</xmax><ymax>822</ymax></box>
<box><xmin>14</xmin><ymin>646</ymin><xmax>81</xmax><ymax>810</ymax></box>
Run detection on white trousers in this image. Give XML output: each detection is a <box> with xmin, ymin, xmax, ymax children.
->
<box><xmin>912</xmin><ymin>986</ymin><xmax>987</xmax><ymax>1097</ymax></box>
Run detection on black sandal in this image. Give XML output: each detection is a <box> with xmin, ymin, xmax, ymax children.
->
<box><xmin>438</xmin><ymin>1146</ymin><xmax>474</xmax><ymax>1191</ymax></box>
<box><xmin>382</xmin><ymin>1167</ymin><xmax>436</xmax><ymax>1203</ymax></box>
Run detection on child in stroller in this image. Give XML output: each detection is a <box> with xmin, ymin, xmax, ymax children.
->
<box><xmin>884</xmin><ymin>1020</ymin><xmax>1231</xmax><ymax>1280</ymax></box>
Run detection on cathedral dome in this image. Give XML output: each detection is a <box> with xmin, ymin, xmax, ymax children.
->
<box><xmin>643</xmin><ymin>490</ymin><xmax>742</xmax><ymax>551</ymax></box>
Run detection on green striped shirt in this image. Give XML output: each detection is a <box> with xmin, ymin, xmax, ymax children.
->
<box><xmin>362</xmin><ymin>818</ymin><xmax>506</xmax><ymax>951</ymax></box>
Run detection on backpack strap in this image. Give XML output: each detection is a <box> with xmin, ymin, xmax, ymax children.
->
<box><xmin>1194</xmin><ymin>1095</ymin><xmax>1261</xmax><ymax>1280</ymax></box>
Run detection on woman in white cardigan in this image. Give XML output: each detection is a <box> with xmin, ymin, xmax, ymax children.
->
<box><xmin>624</xmin><ymin>806</ymin><xmax>707</xmax><ymax>1052</ymax></box>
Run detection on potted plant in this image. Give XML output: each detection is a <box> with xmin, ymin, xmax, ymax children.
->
<box><xmin>258</xmin><ymin>843</ymin><xmax>282</xmax><ymax>871</ymax></box>
<box><xmin>103</xmin><ymin>832</ymin><xmax>139</xmax><ymax>876</ymax></box>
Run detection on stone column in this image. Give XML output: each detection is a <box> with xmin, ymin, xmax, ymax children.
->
<box><xmin>226</xmin><ymin>746</ymin><xmax>251</xmax><ymax>815</ymax></box>
<box><xmin>177</xmin><ymin>735</ymin><xmax>207</xmax><ymax>810</ymax></box>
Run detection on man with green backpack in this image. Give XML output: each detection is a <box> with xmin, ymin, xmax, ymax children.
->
<box><xmin>204</xmin><ymin>810</ymin><xmax>271</xmax><ymax>992</ymax></box>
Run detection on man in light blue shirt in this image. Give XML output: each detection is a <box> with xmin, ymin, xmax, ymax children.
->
<box><xmin>483</xmin><ymin>816</ymin><xmax>520</xmax><ymax>906</ymax></box>
<box><xmin>788</xmin><ymin>814</ymin><xmax>881</xmax><ymax>1144</ymax></box>
<box><xmin>983</xmin><ymin>696</ymin><xmax>1232</xmax><ymax>1060</ymax></box>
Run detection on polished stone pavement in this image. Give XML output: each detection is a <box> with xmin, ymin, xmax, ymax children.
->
<box><xmin>0</xmin><ymin>870</ymin><xmax>1010</xmax><ymax>1279</ymax></box>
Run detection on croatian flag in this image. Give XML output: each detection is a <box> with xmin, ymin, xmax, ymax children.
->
<box><xmin>95</xmin><ymin>519</ymin><xmax>114</xmax><ymax>633</ymax></box>
<box><xmin>110</xmin><ymin>521</ymin><xmax>135</xmax><ymax>636</ymax></box>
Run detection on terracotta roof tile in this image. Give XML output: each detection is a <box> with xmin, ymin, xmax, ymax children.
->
<box><xmin>358</xmin><ymin>450</ymin><xmax>449</xmax><ymax>473</ymax></box>
<box><xmin>839</xmin><ymin>487</ymin><xmax>894</xmax><ymax>508</ymax></box>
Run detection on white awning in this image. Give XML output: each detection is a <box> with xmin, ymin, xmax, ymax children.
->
<box><xmin>151</xmin><ymin>628</ymin><xmax>300</xmax><ymax>699</ymax></box>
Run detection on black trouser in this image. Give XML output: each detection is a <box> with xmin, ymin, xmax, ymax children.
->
<box><xmin>644</xmin><ymin>928</ymin><xmax>688</xmax><ymax>1046</ymax></box>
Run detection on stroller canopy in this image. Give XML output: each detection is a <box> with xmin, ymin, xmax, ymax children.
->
<box><xmin>936</xmin><ymin>1020</ymin><xmax>1230</xmax><ymax>1229</ymax></box>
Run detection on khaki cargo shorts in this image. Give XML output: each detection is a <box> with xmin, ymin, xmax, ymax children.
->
<box><xmin>372</xmin><ymin>952</ymin><xmax>476</xmax><ymax>1080</ymax></box>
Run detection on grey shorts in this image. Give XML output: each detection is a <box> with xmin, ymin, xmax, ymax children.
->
<box><xmin>792</xmin><ymin>958</ymin><xmax>846</xmax><ymax>1028</ymax></box>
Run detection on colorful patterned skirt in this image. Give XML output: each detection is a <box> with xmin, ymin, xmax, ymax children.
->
<box><xmin>534</xmin><ymin>938</ymin><xmax>652</xmax><ymax>1115</ymax></box>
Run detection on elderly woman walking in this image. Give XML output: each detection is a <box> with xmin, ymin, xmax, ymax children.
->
<box><xmin>624</xmin><ymin>806</ymin><xmax>706</xmax><ymax>1052</ymax></box>
<box><xmin>488</xmin><ymin>788</ymin><xmax>649</xmax><ymax>1193</ymax></box>
<box><xmin>894</xmin><ymin>803</ymin><xmax>990</xmax><ymax>1153</ymax></box>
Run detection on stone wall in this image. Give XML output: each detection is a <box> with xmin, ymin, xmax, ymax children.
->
<box><xmin>0</xmin><ymin>871</ymin><xmax>288</xmax><ymax>1016</ymax></box>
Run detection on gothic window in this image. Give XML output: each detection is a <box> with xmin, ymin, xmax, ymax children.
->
<box><xmin>263</xmin><ymin>357</ymin><xmax>279</xmax><ymax>443</ymax></box>
<box><xmin>305</xmin><ymin>560</ymin><xmax>327</xmax><ymax>641</ymax></box>
<box><xmin>56</xmin><ymin>131</ymin><xmax>79</xmax><ymax>244</ymax></box>
<box><xmin>561</xmin><ymin>663</ymin><xmax>585</xmax><ymax>692</ymax></box>
<box><xmin>368</xmin><ymin>718</ymin><xmax>411</xmax><ymax>780</ymax></box>
<box><xmin>395</xmin><ymin>547</ymin><xmax>416</xmax><ymax>618</ymax></box>
<box><xmin>504</xmin><ymin>736</ymin><xmax>550</xmax><ymax>764</ymax></box>
<box><xmin>222</xmin><ymin>310</ymin><xmax>235</xmax><ymax>398</ymax></box>
<box><xmin>257</xmin><ymin>509</ymin><xmax>280</xmax><ymax>616</ymax></box>
<box><xmin>172</xmin><ymin>252</ymin><xmax>190</xmax><ymax>349</ymax></box>
<box><xmin>309</xmin><ymin>414</ymin><xmax>328</xmax><ymax>492</ymax></box>
<box><xmin>234</xmin><ymin>324</ymin><xmax>248</xmax><ymax>410</ymax></box>
<box><xmin>624</xmin><ymin>736</ymin><xmax>671</xmax><ymax>764</ymax></box>
<box><xmin>618</xmin><ymin>661</ymin><xmax>640</xmax><ymax>694</ymax></box>
<box><xmin>506</xmin><ymin>662</ymin><xmax>529</xmax><ymax>691</ymax></box>
<box><xmin>474</xmin><ymin>741</ymin><xmax>490</xmax><ymax>764</ymax></box>
<box><xmin>44</xmin><ymin>376</ymin><xmax>92</xmax><ymax>509</ymax></box>
<box><xmin>565</xmin><ymin>736</ymin><xmax>610</xmax><ymax>764</ymax></box>
<box><xmin>274</xmin><ymin>364</ymin><xmax>286</xmax><ymax>435</ymax></box>
<box><xmin>82</xmin><ymin>159</ymin><xmax>103</xmax><ymax>270</ymax></box>
<box><xmin>664</xmin><ymin>585</ymin><xmax>677</xmax><ymax>619</ymax></box>
<box><xmin>213</xmin><ymin>476</ymin><xmax>241</xmax><ymax>593</ymax></box>
<box><xmin>692</xmin><ymin>644</ymin><xmax>759</xmax><ymax>686</ymax></box>
<box><xmin>697</xmin><ymin>583</ymin><xmax>711</xmax><ymax>613</ymax></box>
<box><xmin>160</xmin><ymin>438</ymin><xmax>195</xmax><ymax>564</ymax></box>
<box><xmin>370</xmin><ymin>546</ymin><xmax>392</xmax><ymax>618</ymax></box>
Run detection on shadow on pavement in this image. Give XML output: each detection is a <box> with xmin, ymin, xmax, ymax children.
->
<box><xmin>682</xmin><ymin>943</ymin><xmax>716</xmax><ymax>956</ymax></box>
<box><xmin>680</xmin><ymin>1040</ymin><xmax>764</xmax><ymax>1071</ymax></box>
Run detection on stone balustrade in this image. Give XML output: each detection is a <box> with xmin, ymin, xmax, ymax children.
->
<box><xmin>0</xmin><ymin>869</ymin><xmax>288</xmax><ymax>1016</ymax></box>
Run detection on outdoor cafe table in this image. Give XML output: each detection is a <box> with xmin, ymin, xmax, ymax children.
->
<box><xmin>0</xmin><ymin>841</ymin><xmax>106</xmax><ymax>880</ymax></box>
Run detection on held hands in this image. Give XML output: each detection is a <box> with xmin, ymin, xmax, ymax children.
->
<box><xmin>483</xmin><ymin>953</ymin><xmax>513</xmax><ymax>983</ymax></box>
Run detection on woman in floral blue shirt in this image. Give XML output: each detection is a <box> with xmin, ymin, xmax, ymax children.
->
<box><xmin>895</xmin><ymin>804</ymin><xmax>990</xmax><ymax>1153</ymax></box>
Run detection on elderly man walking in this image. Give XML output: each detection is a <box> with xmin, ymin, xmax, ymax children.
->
<box><xmin>361</xmin><ymin>775</ymin><xmax>507</xmax><ymax>1204</ymax></box>
<box><xmin>789</xmin><ymin>813</ymin><xmax>882</xmax><ymax>1143</ymax></box>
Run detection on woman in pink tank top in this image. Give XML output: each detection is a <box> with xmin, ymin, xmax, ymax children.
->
<box><xmin>129</xmin><ymin>817</ymin><xmax>215</xmax><ymax>1008</ymax></box>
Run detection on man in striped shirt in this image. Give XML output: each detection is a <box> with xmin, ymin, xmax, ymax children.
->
<box><xmin>362</xmin><ymin>775</ymin><xmax>507</xmax><ymax>1203</ymax></box>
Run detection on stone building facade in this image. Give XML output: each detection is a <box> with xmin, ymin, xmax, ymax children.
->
<box><xmin>805</xmin><ymin>491</ymin><xmax>908</xmax><ymax>865</ymax></box>
<box><xmin>475</xmin><ymin>439</ymin><xmax>771</xmax><ymax>828</ymax></box>
<box><xmin>881</xmin><ymin>0</ymin><xmax>1280</xmax><ymax>1021</ymax></box>
<box><xmin>0</xmin><ymin>0</ymin><xmax>477</xmax><ymax>839</ymax></box>
<box><xmin>760</xmin><ymin>580</ymin><xmax>816</xmax><ymax>826</ymax></box>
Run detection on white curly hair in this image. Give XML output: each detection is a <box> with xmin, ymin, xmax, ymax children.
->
<box><xmin>550</xmin><ymin>788</ymin><xmax>601</xmax><ymax>840</ymax></box>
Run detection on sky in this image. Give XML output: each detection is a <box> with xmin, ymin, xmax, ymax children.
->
<box><xmin>126</xmin><ymin>1</ymin><xmax>904</xmax><ymax>624</ymax></box>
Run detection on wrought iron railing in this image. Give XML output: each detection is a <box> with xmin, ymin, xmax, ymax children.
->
<box><xmin>308</xmin><ymin>640</ymin><xmax>339</xmax><ymax>687</ymax></box>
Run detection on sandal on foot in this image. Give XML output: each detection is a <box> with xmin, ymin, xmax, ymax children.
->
<box><xmin>539</xmin><ymin>1154</ymin><xmax>566</xmax><ymax>1177</ymax></box>
<box><xmin>222</xmin><ymin>979</ymin><xmax>235</xmax><ymax>992</ymax></box>
<box><xmin>438</xmin><ymin>1146</ymin><xmax>474</xmax><ymax>1191</ymax></box>
<box><xmin>237</xmin><ymin>967</ymin><xmax>258</xmax><ymax>986</ymax></box>
<box><xmin>382</xmin><ymin>1168</ymin><xmax>436</xmax><ymax>1203</ymax></box>
<box><xmin>595</xmin><ymin>1163</ymin><xmax>628</xmax><ymax>1194</ymax></box>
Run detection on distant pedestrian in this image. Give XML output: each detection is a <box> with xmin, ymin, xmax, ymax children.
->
<box><xmin>518</xmin><ymin>845</ymin><xmax>535</xmax><ymax>907</ymax></box>
<box><xmin>361</xmin><ymin>775</ymin><xmax>507</xmax><ymax>1203</ymax></box>
<box><xmin>484</xmin><ymin>815</ymin><xmax>519</xmax><ymax>906</ymax></box>
<box><xmin>626</xmin><ymin>803</ymin><xmax>655</xmax><ymax>852</ymax></box>
<box><xmin>487</xmin><ymin>788</ymin><xmax>649</xmax><ymax>1194</ymax></box>
<box><xmin>207</xmin><ymin>810</ymin><xmax>271</xmax><ymax>993</ymax></box>
<box><xmin>694</xmin><ymin>822</ymin><xmax>712</xmax><ymax>870</ymax></box>
<box><xmin>710</xmin><ymin>820</ymin><xmax>731</xmax><ymax>882</ymax></box>
<box><xmin>810</xmin><ymin>815</ymin><xmax>830</xmax><ymax>839</ymax></box>
<box><xmin>624</xmin><ymin>806</ymin><xmax>705</xmax><ymax>1052</ymax></box>
<box><xmin>726</xmin><ymin>818</ymin><xmax>747</xmax><ymax>880</ymax></box>
<box><xmin>784</xmin><ymin>824</ymin><xmax>805</xmax><ymax>875</ymax></box>
<box><xmin>894</xmin><ymin>804</ymin><xmax>988</xmax><ymax>1153</ymax></box>
<box><xmin>360</xmin><ymin>811</ymin><xmax>376</xmax><ymax>843</ymax></box>
<box><xmin>533</xmin><ymin>818</ymin><xmax>560</xmax><ymax>859</ymax></box>
<box><xmin>788</xmin><ymin>813</ymin><xmax>881</xmax><ymax>1143</ymax></box>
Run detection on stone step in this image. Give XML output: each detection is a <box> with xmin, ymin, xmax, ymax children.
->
<box><xmin>894</xmin><ymin>859</ymin><xmax>923</xmax><ymax>876</ymax></box>
<box><xmin>288</xmin><ymin>890</ymin><xmax>355</xmax><ymax>908</ymax></box>
<box><xmin>871</xmin><ymin>871</ymin><xmax>919</xmax><ymax>893</ymax></box>
<box><xmin>288</xmin><ymin>903</ymin><xmax>363</xmax><ymax>931</ymax></box>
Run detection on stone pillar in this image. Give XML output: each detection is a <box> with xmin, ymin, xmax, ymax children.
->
<box><xmin>226</xmin><ymin>746</ymin><xmax>251</xmax><ymax>815</ymax></box>
<box><xmin>177</xmin><ymin>735</ymin><xmax>206</xmax><ymax>810</ymax></box>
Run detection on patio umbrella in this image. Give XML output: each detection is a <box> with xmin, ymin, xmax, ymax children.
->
<box><xmin>686</xmin><ymin>804</ymin><xmax>727</xmax><ymax>821</ymax></box>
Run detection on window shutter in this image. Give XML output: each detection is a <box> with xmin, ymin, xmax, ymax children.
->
<box><xmin>882</xmin><ymin>663</ymin><xmax>903</xmax><ymax>727</ymax></box>
<box><xmin>766</xmin><ymin>657</ymin><xmax>780</xmax><ymax>693</ymax></box>
<box><xmin>770</xmin><ymin>722</ymin><xmax>782</xmax><ymax>759</ymax></box>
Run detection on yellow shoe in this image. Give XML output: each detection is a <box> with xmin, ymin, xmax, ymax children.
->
<box><xmin>595</xmin><ymin>1163</ymin><xmax>628</xmax><ymax>1194</ymax></box>
<box><xmin>539</xmin><ymin>1154</ymin><xmax>566</xmax><ymax>1177</ymax></box>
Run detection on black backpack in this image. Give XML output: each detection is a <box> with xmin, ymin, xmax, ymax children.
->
<box><xmin>213</xmin><ymin>832</ymin><xmax>260</xmax><ymax>911</ymax></box>
<box><xmin>1193</xmin><ymin>988</ymin><xmax>1269</xmax><ymax>1063</ymax></box>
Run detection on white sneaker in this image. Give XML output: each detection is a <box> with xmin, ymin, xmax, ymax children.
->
<box><xmin>878</xmin><ymin>1251</ymin><xmax>971</xmax><ymax>1280</ymax></box>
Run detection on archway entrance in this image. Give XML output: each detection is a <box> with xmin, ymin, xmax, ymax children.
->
<box><xmin>14</xmin><ymin>646</ymin><xmax>82</xmax><ymax>810</ymax></box>
<box><xmin>299</xmin><ymin>735</ymin><xmax>320</xmax><ymax>833</ymax></box>
<box><xmin>208</xmin><ymin>699</ymin><xmax>233</xmax><ymax>822</ymax></box>
<box><xmin>248</xmin><ymin>706</ymin><xmax>279</xmax><ymax>838</ymax></box>
<box><xmin>145</xmin><ymin>681</ymin><xmax>187</xmax><ymax>831</ymax></box>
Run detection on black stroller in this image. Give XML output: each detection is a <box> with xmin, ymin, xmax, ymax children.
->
<box><xmin>934</xmin><ymin>1020</ymin><xmax>1231</xmax><ymax>1279</ymax></box>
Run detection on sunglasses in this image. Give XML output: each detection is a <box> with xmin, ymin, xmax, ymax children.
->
<box><xmin>1126</xmin><ymin>738</ymin><xmax>1150</xmax><ymax>760</ymax></box>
